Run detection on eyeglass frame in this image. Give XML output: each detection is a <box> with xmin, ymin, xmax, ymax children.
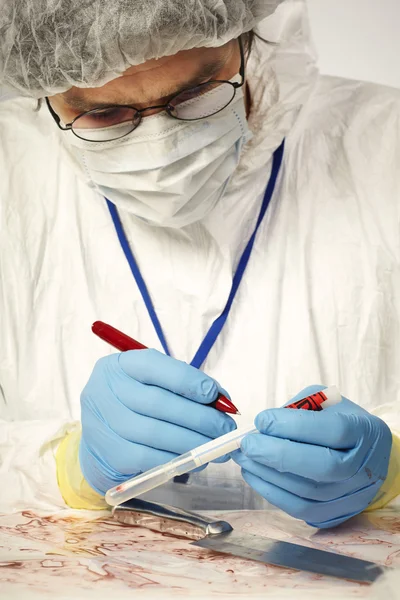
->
<box><xmin>45</xmin><ymin>37</ymin><xmax>246</xmax><ymax>143</ymax></box>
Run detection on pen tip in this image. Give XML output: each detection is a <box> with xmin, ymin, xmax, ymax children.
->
<box><xmin>215</xmin><ymin>394</ymin><xmax>240</xmax><ymax>415</ymax></box>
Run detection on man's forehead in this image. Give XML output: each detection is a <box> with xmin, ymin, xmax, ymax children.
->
<box><xmin>121</xmin><ymin>45</ymin><xmax>220</xmax><ymax>76</ymax></box>
<box><xmin>62</xmin><ymin>44</ymin><xmax>231</xmax><ymax>111</ymax></box>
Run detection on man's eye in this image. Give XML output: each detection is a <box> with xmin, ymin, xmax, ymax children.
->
<box><xmin>77</xmin><ymin>107</ymin><xmax>137</xmax><ymax>128</ymax></box>
<box><xmin>171</xmin><ymin>81</ymin><xmax>222</xmax><ymax>107</ymax></box>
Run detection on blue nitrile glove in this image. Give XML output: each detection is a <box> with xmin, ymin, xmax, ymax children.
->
<box><xmin>233</xmin><ymin>385</ymin><xmax>392</xmax><ymax>528</ymax></box>
<box><xmin>79</xmin><ymin>350</ymin><xmax>236</xmax><ymax>495</ymax></box>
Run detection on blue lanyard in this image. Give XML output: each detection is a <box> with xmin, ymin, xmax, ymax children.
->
<box><xmin>106</xmin><ymin>139</ymin><xmax>284</xmax><ymax>369</ymax></box>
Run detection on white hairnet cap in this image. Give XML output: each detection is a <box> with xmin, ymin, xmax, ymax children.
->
<box><xmin>0</xmin><ymin>0</ymin><xmax>284</xmax><ymax>98</ymax></box>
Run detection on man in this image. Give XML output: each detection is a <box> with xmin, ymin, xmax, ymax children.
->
<box><xmin>0</xmin><ymin>0</ymin><xmax>399</xmax><ymax>527</ymax></box>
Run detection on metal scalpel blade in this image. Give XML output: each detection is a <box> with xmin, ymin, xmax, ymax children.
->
<box><xmin>193</xmin><ymin>530</ymin><xmax>384</xmax><ymax>583</ymax></box>
<box><xmin>113</xmin><ymin>499</ymin><xmax>386</xmax><ymax>584</ymax></box>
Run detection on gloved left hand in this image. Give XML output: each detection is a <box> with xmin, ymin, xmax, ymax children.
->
<box><xmin>233</xmin><ymin>386</ymin><xmax>392</xmax><ymax>528</ymax></box>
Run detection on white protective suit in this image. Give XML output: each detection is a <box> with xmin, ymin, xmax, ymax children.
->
<box><xmin>0</xmin><ymin>0</ymin><xmax>400</xmax><ymax>512</ymax></box>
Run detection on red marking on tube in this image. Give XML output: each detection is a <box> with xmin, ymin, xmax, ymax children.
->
<box><xmin>286</xmin><ymin>390</ymin><xmax>328</xmax><ymax>411</ymax></box>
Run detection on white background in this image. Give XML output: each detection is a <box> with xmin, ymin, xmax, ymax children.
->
<box><xmin>307</xmin><ymin>0</ymin><xmax>400</xmax><ymax>89</ymax></box>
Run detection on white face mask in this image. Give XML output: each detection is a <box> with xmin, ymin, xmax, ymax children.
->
<box><xmin>61</xmin><ymin>83</ymin><xmax>252</xmax><ymax>228</ymax></box>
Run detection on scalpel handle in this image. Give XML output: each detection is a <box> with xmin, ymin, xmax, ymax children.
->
<box><xmin>112</xmin><ymin>498</ymin><xmax>232</xmax><ymax>540</ymax></box>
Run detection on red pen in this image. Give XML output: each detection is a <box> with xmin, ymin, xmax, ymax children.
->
<box><xmin>92</xmin><ymin>321</ymin><xmax>240</xmax><ymax>415</ymax></box>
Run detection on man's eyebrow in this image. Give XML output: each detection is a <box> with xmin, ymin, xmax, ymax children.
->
<box><xmin>63</xmin><ymin>58</ymin><xmax>227</xmax><ymax>112</ymax></box>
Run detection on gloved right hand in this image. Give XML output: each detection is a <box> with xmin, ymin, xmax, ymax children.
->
<box><xmin>79</xmin><ymin>349</ymin><xmax>237</xmax><ymax>495</ymax></box>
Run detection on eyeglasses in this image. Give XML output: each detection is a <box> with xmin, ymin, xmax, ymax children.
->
<box><xmin>46</xmin><ymin>39</ymin><xmax>245</xmax><ymax>143</ymax></box>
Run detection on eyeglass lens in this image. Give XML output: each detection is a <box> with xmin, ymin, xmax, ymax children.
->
<box><xmin>72</xmin><ymin>81</ymin><xmax>237</xmax><ymax>141</ymax></box>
